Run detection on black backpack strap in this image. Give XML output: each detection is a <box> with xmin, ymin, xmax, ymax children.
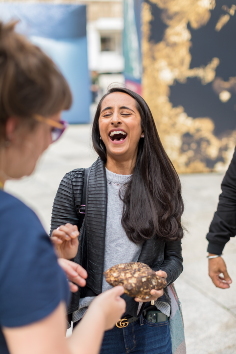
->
<box><xmin>77</xmin><ymin>167</ymin><xmax>90</xmax><ymax>231</ymax></box>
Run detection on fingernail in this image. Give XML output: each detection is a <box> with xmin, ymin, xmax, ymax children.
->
<box><xmin>66</xmin><ymin>235</ymin><xmax>70</xmax><ymax>240</ymax></box>
<box><xmin>72</xmin><ymin>231</ymin><xmax>78</xmax><ymax>236</ymax></box>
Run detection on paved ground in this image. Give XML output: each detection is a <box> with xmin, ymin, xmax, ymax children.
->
<box><xmin>5</xmin><ymin>125</ymin><xmax>236</xmax><ymax>353</ymax></box>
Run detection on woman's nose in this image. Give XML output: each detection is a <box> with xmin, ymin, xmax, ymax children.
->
<box><xmin>111</xmin><ymin>113</ymin><xmax>121</xmax><ymax>125</ymax></box>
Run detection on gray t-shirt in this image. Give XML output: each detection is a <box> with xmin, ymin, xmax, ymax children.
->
<box><xmin>102</xmin><ymin>168</ymin><xmax>142</xmax><ymax>292</ymax></box>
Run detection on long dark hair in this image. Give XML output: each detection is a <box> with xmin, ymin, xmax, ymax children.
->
<box><xmin>92</xmin><ymin>87</ymin><xmax>184</xmax><ymax>244</ymax></box>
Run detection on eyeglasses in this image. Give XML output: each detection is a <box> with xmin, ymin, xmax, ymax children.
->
<box><xmin>34</xmin><ymin>114</ymin><xmax>68</xmax><ymax>143</ymax></box>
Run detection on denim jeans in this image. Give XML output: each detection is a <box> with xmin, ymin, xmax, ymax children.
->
<box><xmin>100</xmin><ymin>316</ymin><xmax>172</xmax><ymax>354</ymax></box>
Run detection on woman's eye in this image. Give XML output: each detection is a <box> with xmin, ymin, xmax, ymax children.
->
<box><xmin>102</xmin><ymin>112</ymin><xmax>112</xmax><ymax>117</ymax></box>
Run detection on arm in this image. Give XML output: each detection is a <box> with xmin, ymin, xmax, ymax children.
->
<box><xmin>207</xmin><ymin>148</ymin><xmax>236</xmax><ymax>255</ymax></box>
<box><xmin>206</xmin><ymin>149</ymin><xmax>236</xmax><ymax>288</ymax></box>
<box><xmin>3</xmin><ymin>287</ymin><xmax>126</xmax><ymax>354</ymax></box>
<box><xmin>158</xmin><ymin>239</ymin><xmax>183</xmax><ymax>286</ymax></box>
<box><xmin>50</xmin><ymin>170</ymin><xmax>84</xmax><ymax>259</ymax></box>
<box><xmin>50</xmin><ymin>170</ymin><xmax>83</xmax><ymax>234</ymax></box>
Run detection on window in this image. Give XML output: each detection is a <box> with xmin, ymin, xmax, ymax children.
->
<box><xmin>100</xmin><ymin>36</ymin><xmax>116</xmax><ymax>52</ymax></box>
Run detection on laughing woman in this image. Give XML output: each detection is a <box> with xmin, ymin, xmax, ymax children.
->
<box><xmin>51</xmin><ymin>87</ymin><xmax>184</xmax><ymax>354</ymax></box>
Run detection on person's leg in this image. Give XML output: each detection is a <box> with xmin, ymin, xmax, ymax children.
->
<box><xmin>100</xmin><ymin>325</ymin><xmax>127</xmax><ymax>354</ymax></box>
<box><xmin>132</xmin><ymin>317</ymin><xmax>172</xmax><ymax>354</ymax></box>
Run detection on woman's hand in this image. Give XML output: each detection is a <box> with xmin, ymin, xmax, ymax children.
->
<box><xmin>135</xmin><ymin>270</ymin><xmax>167</xmax><ymax>302</ymax></box>
<box><xmin>51</xmin><ymin>223</ymin><xmax>79</xmax><ymax>259</ymax></box>
<box><xmin>58</xmin><ymin>258</ymin><xmax>87</xmax><ymax>292</ymax></box>
<box><xmin>89</xmin><ymin>286</ymin><xmax>126</xmax><ymax>331</ymax></box>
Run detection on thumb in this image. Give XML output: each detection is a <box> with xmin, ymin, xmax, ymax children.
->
<box><xmin>223</xmin><ymin>269</ymin><xmax>232</xmax><ymax>284</ymax></box>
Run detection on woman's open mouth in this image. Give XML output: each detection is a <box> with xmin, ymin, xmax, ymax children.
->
<box><xmin>109</xmin><ymin>130</ymin><xmax>128</xmax><ymax>144</ymax></box>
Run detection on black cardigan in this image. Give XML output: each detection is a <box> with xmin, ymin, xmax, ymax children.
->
<box><xmin>207</xmin><ymin>147</ymin><xmax>236</xmax><ymax>254</ymax></box>
<box><xmin>51</xmin><ymin>157</ymin><xmax>183</xmax><ymax>316</ymax></box>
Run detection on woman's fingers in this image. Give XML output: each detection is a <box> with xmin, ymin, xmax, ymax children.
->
<box><xmin>156</xmin><ymin>270</ymin><xmax>167</xmax><ymax>279</ymax></box>
<box><xmin>51</xmin><ymin>224</ymin><xmax>79</xmax><ymax>242</ymax></box>
<box><xmin>150</xmin><ymin>289</ymin><xmax>163</xmax><ymax>298</ymax></box>
<box><xmin>135</xmin><ymin>289</ymin><xmax>164</xmax><ymax>302</ymax></box>
<box><xmin>68</xmin><ymin>281</ymin><xmax>78</xmax><ymax>293</ymax></box>
<box><xmin>60</xmin><ymin>224</ymin><xmax>79</xmax><ymax>238</ymax></box>
<box><xmin>53</xmin><ymin>228</ymin><xmax>79</xmax><ymax>241</ymax></box>
<box><xmin>72</xmin><ymin>262</ymin><xmax>88</xmax><ymax>279</ymax></box>
<box><xmin>51</xmin><ymin>236</ymin><xmax>63</xmax><ymax>245</ymax></box>
<box><xmin>58</xmin><ymin>259</ymin><xmax>87</xmax><ymax>288</ymax></box>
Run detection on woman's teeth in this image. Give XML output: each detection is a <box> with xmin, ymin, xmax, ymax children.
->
<box><xmin>109</xmin><ymin>131</ymin><xmax>126</xmax><ymax>137</ymax></box>
<box><xmin>109</xmin><ymin>131</ymin><xmax>127</xmax><ymax>141</ymax></box>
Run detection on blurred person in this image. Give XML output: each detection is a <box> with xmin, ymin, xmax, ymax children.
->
<box><xmin>91</xmin><ymin>71</ymin><xmax>99</xmax><ymax>103</ymax></box>
<box><xmin>51</xmin><ymin>87</ymin><xmax>185</xmax><ymax>354</ymax></box>
<box><xmin>0</xmin><ymin>21</ymin><xmax>126</xmax><ymax>354</ymax></box>
<box><xmin>206</xmin><ymin>148</ymin><xmax>236</xmax><ymax>289</ymax></box>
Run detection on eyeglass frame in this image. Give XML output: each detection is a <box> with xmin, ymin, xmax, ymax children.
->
<box><xmin>34</xmin><ymin>114</ymin><xmax>68</xmax><ymax>143</ymax></box>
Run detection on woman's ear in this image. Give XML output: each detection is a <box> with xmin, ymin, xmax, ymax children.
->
<box><xmin>5</xmin><ymin>117</ymin><xmax>19</xmax><ymax>143</ymax></box>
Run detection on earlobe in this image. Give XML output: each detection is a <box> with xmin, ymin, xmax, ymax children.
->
<box><xmin>141</xmin><ymin>133</ymin><xmax>144</xmax><ymax>138</ymax></box>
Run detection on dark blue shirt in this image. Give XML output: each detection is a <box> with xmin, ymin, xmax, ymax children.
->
<box><xmin>0</xmin><ymin>190</ymin><xmax>70</xmax><ymax>354</ymax></box>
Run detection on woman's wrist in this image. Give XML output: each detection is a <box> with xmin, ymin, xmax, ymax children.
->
<box><xmin>87</xmin><ymin>302</ymin><xmax>106</xmax><ymax>330</ymax></box>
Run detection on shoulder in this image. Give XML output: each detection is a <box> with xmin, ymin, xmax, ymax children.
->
<box><xmin>57</xmin><ymin>169</ymin><xmax>85</xmax><ymax>198</ymax></box>
<box><xmin>65</xmin><ymin>168</ymin><xmax>84</xmax><ymax>182</ymax></box>
<box><xmin>61</xmin><ymin>158</ymin><xmax>103</xmax><ymax>182</ymax></box>
<box><xmin>0</xmin><ymin>190</ymin><xmax>40</xmax><ymax>228</ymax></box>
<box><xmin>0</xmin><ymin>190</ymin><xmax>49</xmax><ymax>260</ymax></box>
<box><xmin>59</xmin><ymin>168</ymin><xmax>85</xmax><ymax>188</ymax></box>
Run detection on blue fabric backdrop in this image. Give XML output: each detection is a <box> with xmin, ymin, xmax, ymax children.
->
<box><xmin>0</xmin><ymin>3</ymin><xmax>91</xmax><ymax>123</ymax></box>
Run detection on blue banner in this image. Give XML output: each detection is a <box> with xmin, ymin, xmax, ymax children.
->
<box><xmin>0</xmin><ymin>3</ymin><xmax>91</xmax><ymax>124</ymax></box>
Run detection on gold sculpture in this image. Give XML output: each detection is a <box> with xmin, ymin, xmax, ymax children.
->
<box><xmin>142</xmin><ymin>1</ymin><xmax>236</xmax><ymax>173</ymax></box>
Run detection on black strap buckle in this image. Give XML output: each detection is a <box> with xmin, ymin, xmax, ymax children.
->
<box><xmin>79</xmin><ymin>205</ymin><xmax>86</xmax><ymax>214</ymax></box>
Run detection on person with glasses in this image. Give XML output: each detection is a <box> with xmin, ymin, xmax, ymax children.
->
<box><xmin>0</xmin><ymin>21</ymin><xmax>125</xmax><ymax>354</ymax></box>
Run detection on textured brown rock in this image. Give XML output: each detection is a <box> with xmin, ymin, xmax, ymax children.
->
<box><xmin>104</xmin><ymin>262</ymin><xmax>167</xmax><ymax>300</ymax></box>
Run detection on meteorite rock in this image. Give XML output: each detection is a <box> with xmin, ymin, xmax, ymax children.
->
<box><xmin>104</xmin><ymin>262</ymin><xmax>167</xmax><ymax>300</ymax></box>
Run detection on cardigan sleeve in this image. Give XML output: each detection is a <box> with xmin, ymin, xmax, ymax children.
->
<box><xmin>158</xmin><ymin>240</ymin><xmax>183</xmax><ymax>286</ymax></box>
<box><xmin>206</xmin><ymin>148</ymin><xmax>236</xmax><ymax>255</ymax></box>
<box><xmin>50</xmin><ymin>169</ymin><xmax>84</xmax><ymax>236</ymax></box>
